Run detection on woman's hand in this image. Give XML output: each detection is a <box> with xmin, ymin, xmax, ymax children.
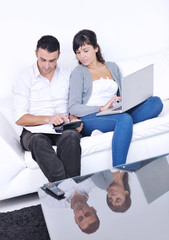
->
<box><xmin>99</xmin><ymin>96</ymin><xmax>122</xmax><ymax>112</ymax></box>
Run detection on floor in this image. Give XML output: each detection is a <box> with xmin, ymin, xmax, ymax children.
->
<box><xmin>0</xmin><ymin>192</ymin><xmax>40</xmax><ymax>213</ymax></box>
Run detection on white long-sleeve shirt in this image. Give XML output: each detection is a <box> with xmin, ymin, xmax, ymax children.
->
<box><xmin>13</xmin><ymin>62</ymin><xmax>71</xmax><ymax>133</ymax></box>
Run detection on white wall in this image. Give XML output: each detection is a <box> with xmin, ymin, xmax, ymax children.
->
<box><xmin>0</xmin><ymin>0</ymin><xmax>169</xmax><ymax>98</ymax></box>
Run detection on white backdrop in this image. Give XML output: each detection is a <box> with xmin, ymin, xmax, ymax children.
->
<box><xmin>0</xmin><ymin>0</ymin><xmax>169</xmax><ymax>98</ymax></box>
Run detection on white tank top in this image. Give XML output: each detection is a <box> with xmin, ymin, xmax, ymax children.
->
<box><xmin>86</xmin><ymin>77</ymin><xmax>118</xmax><ymax>106</ymax></box>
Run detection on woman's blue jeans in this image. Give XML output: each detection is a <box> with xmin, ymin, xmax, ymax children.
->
<box><xmin>80</xmin><ymin>96</ymin><xmax>163</xmax><ymax>167</ymax></box>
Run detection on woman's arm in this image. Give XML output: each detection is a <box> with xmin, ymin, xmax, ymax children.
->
<box><xmin>68</xmin><ymin>67</ymin><xmax>100</xmax><ymax>117</ymax></box>
<box><xmin>69</xmin><ymin>63</ymin><xmax>122</xmax><ymax>117</ymax></box>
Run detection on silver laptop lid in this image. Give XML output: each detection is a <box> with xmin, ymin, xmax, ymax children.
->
<box><xmin>122</xmin><ymin>64</ymin><xmax>154</xmax><ymax>111</ymax></box>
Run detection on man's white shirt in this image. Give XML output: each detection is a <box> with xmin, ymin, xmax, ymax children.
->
<box><xmin>39</xmin><ymin>178</ymin><xmax>95</xmax><ymax>209</ymax></box>
<box><xmin>13</xmin><ymin>62</ymin><xmax>71</xmax><ymax>134</ymax></box>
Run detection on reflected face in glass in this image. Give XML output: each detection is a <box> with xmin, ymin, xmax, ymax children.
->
<box><xmin>107</xmin><ymin>183</ymin><xmax>129</xmax><ymax>207</ymax></box>
<box><xmin>73</xmin><ymin>202</ymin><xmax>97</xmax><ymax>230</ymax></box>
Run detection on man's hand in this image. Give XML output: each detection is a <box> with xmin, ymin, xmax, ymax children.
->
<box><xmin>48</xmin><ymin>114</ymin><xmax>69</xmax><ymax>125</ymax></box>
<box><xmin>69</xmin><ymin>114</ymin><xmax>83</xmax><ymax>132</ymax></box>
<box><xmin>70</xmin><ymin>118</ymin><xmax>83</xmax><ymax>132</ymax></box>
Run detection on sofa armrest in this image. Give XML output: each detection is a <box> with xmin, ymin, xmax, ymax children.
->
<box><xmin>0</xmin><ymin>112</ymin><xmax>25</xmax><ymax>192</ymax></box>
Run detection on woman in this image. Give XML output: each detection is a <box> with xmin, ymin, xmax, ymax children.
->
<box><xmin>91</xmin><ymin>169</ymin><xmax>131</xmax><ymax>213</ymax></box>
<box><xmin>69</xmin><ymin>29</ymin><xmax>163</xmax><ymax>166</ymax></box>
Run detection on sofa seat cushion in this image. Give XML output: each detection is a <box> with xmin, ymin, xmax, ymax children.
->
<box><xmin>130</xmin><ymin>99</ymin><xmax>169</xmax><ymax>140</ymax></box>
<box><xmin>24</xmin><ymin>100</ymin><xmax>169</xmax><ymax>170</ymax></box>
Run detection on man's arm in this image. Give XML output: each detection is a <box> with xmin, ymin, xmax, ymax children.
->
<box><xmin>16</xmin><ymin>113</ymin><xmax>69</xmax><ymax>126</ymax></box>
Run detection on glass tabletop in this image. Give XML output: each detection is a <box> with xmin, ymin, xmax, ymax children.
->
<box><xmin>38</xmin><ymin>154</ymin><xmax>169</xmax><ymax>240</ymax></box>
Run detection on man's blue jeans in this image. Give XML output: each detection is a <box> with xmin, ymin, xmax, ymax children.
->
<box><xmin>80</xmin><ymin>96</ymin><xmax>163</xmax><ymax>166</ymax></box>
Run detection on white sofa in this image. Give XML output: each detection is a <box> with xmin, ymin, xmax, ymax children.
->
<box><xmin>0</xmin><ymin>49</ymin><xmax>169</xmax><ymax>201</ymax></box>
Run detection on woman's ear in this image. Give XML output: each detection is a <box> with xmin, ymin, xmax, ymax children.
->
<box><xmin>95</xmin><ymin>46</ymin><xmax>99</xmax><ymax>53</ymax></box>
<box><xmin>125</xmin><ymin>190</ymin><xmax>129</xmax><ymax>196</ymax></box>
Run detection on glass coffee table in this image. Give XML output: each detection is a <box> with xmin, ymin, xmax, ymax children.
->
<box><xmin>38</xmin><ymin>154</ymin><xmax>169</xmax><ymax>240</ymax></box>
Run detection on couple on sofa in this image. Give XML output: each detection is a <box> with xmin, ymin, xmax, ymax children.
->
<box><xmin>13</xmin><ymin>29</ymin><xmax>163</xmax><ymax>183</ymax></box>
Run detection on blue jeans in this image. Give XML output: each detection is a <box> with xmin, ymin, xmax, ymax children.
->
<box><xmin>80</xmin><ymin>96</ymin><xmax>163</xmax><ymax>166</ymax></box>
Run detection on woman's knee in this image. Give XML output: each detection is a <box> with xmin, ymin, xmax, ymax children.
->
<box><xmin>145</xmin><ymin>96</ymin><xmax>163</xmax><ymax>118</ymax></box>
<box><xmin>151</xmin><ymin>96</ymin><xmax>163</xmax><ymax>112</ymax></box>
<box><xmin>120</xmin><ymin>113</ymin><xmax>133</xmax><ymax>126</ymax></box>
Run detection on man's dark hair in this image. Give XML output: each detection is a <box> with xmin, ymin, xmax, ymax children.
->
<box><xmin>36</xmin><ymin>35</ymin><xmax>60</xmax><ymax>52</ymax></box>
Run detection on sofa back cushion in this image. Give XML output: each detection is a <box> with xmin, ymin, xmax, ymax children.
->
<box><xmin>117</xmin><ymin>49</ymin><xmax>169</xmax><ymax>100</ymax></box>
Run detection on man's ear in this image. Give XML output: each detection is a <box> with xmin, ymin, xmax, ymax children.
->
<box><xmin>57</xmin><ymin>51</ymin><xmax>61</xmax><ymax>59</ymax></box>
<box><xmin>91</xmin><ymin>207</ymin><xmax>97</xmax><ymax>213</ymax></box>
<box><xmin>35</xmin><ymin>50</ymin><xmax>38</xmax><ymax>58</ymax></box>
<box><xmin>74</xmin><ymin>215</ymin><xmax>78</xmax><ymax>224</ymax></box>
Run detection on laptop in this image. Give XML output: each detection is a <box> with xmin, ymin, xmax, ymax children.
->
<box><xmin>136</xmin><ymin>155</ymin><xmax>169</xmax><ymax>204</ymax></box>
<box><xmin>96</xmin><ymin>64</ymin><xmax>153</xmax><ymax>116</ymax></box>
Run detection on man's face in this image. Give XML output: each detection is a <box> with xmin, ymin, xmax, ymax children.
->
<box><xmin>74</xmin><ymin>202</ymin><xmax>97</xmax><ymax>231</ymax></box>
<box><xmin>35</xmin><ymin>47</ymin><xmax>60</xmax><ymax>75</ymax></box>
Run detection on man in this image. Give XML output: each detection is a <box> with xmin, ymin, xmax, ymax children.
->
<box><xmin>39</xmin><ymin>176</ymin><xmax>100</xmax><ymax>234</ymax></box>
<box><xmin>13</xmin><ymin>35</ymin><xmax>82</xmax><ymax>182</ymax></box>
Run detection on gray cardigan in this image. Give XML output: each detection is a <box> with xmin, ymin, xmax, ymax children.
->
<box><xmin>68</xmin><ymin>61</ymin><xmax>122</xmax><ymax>117</ymax></box>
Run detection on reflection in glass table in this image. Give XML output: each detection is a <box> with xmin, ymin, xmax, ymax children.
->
<box><xmin>38</xmin><ymin>154</ymin><xmax>169</xmax><ymax>240</ymax></box>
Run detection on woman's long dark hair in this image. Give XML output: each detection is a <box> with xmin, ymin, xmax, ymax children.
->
<box><xmin>73</xmin><ymin>29</ymin><xmax>105</xmax><ymax>64</ymax></box>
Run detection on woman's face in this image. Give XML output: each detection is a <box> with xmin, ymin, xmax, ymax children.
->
<box><xmin>75</xmin><ymin>43</ymin><xmax>98</xmax><ymax>67</ymax></box>
<box><xmin>107</xmin><ymin>183</ymin><xmax>128</xmax><ymax>207</ymax></box>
